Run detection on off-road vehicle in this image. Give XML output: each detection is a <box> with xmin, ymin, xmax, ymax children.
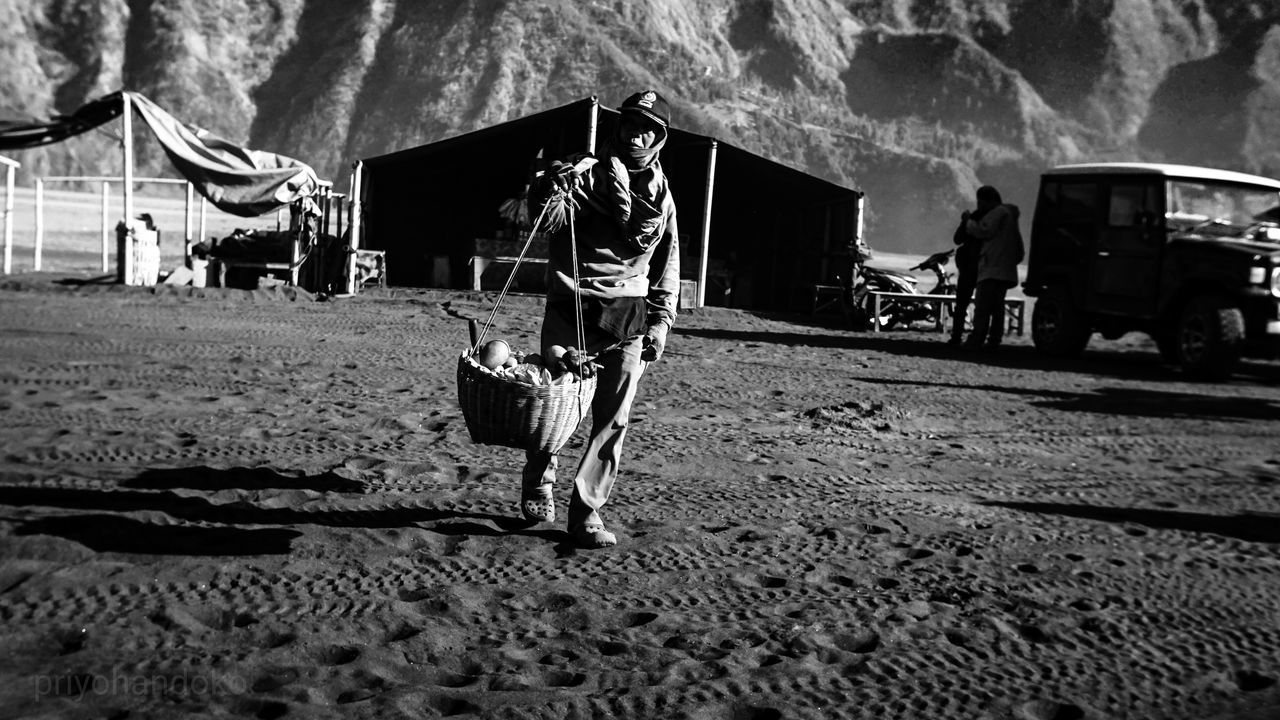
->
<box><xmin>1024</xmin><ymin>163</ymin><xmax>1280</xmax><ymax>379</ymax></box>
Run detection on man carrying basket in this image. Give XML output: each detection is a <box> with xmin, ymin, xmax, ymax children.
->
<box><xmin>522</xmin><ymin>90</ymin><xmax>681</xmax><ymax>549</ymax></box>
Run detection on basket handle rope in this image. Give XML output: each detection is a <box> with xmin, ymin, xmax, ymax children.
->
<box><xmin>566</xmin><ymin>202</ymin><xmax>590</xmax><ymax>405</ymax></box>
<box><xmin>470</xmin><ymin>189</ymin><xmax>590</xmax><ymax>375</ymax></box>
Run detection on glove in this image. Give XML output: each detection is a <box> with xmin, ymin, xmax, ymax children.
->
<box><xmin>640</xmin><ymin>324</ymin><xmax>668</xmax><ymax>363</ymax></box>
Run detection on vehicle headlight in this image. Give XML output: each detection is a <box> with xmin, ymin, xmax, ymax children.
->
<box><xmin>1272</xmin><ymin>267</ymin><xmax>1280</xmax><ymax>298</ymax></box>
<box><xmin>1251</xmin><ymin>266</ymin><xmax>1267</xmax><ymax>283</ymax></box>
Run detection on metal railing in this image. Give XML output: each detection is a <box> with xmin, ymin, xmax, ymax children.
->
<box><xmin>28</xmin><ymin>176</ymin><xmax>287</xmax><ymax>274</ymax></box>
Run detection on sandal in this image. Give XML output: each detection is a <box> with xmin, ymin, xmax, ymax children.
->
<box><xmin>571</xmin><ymin>522</ymin><xmax>617</xmax><ymax>549</ymax></box>
<box><xmin>521</xmin><ymin>486</ymin><xmax>556</xmax><ymax>523</ymax></box>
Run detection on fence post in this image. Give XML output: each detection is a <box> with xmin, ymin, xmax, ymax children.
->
<box><xmin>34</xmin><ymin>178</ymin><xmax>43</xmax><ymax>271</ymax></box>
<box><xmin>2</xmin><ymin>160</ymin><xmax>15</xmax><ymax>275</ymax></box>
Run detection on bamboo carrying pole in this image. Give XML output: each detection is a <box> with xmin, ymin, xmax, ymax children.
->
<box><xmin>695</xmin><ymin>141</ymin><xmax>718</xmax><ymax>309</ymax></box>
<box><xmin>586</xmin><ymin>97</ymin><xmax>599</xmax><ymax>155</ymax></box>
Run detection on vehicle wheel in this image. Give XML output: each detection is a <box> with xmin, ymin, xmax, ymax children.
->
<box><xmin>1176</xmin><ymin>295</ymin><xmax>1244</xmax><ymax>380</ymax></box>
<box><xmin>1031</xmin><ymin>285</ymin><xmax>1091</xmax><ymax>357</ymax></box>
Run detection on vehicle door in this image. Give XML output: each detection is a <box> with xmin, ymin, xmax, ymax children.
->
<box><xmin>1087</xmin><ymin>180</ymin><xmax>1163</xmax><ymax>318</ymax></box>
<box><xmin>1029</xmin><ymin>178</ymin><xmax>1100</xmax><ymax>301</ymax></box>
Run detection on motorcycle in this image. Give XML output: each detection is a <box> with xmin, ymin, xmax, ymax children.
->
<box><xmin>838</xmin><ymin>243</ymin><xmax>958</xmax><ymax>331</ymax></box>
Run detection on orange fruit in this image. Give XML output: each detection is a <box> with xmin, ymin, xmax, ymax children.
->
<box><xmin>479</xmin><ymin>339</ymin><xmax>511</xmax><ymax>369</ymax></box>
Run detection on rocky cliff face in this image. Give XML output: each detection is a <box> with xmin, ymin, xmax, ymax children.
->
<box><xmin>4</xmin><ymin>0</ymin><xmax>1280</xmax><ymax>254</ymax></box>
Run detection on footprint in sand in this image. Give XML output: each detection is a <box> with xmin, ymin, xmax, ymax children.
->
<box><xmin>833</xmin><ymin>630</ymin><xmax>881</xmax><ymax>654</ymax></box>
<box><xmin>384</xmin><ymin>623</ymin><xmax>421</xmax><ymax>643</ymax></box>
<box><xmin>624</xmin><ymin>611</ymin><xmax>658</xmax><ymax>628</ymax></box>
<box><xmin>250</xmin><ymin>667</ymin><xmax>300</xmax><ymax>693</ymax></box>
<box><xmin>1013</xmin><ymin>699</ymin><xmax>1085</xmax><ymax>720</ymax></box>
<box><xmin>597</xmin><ymin>639</ymin><xmax>628</xmax><ymax>656</ymax></box>
<box><xmin>1235</xmin><ymin>670</ymin><xmax>1277</xmax><ymax>692</ymax></box>
<box><xmin>944</xmin><ymin>629</ymin><xmax>971</xmax><ymax>647</ymax></box>
<box><xmin>228</xmin><ymin>697</ymin><xmax>289</xmax><ymax>720</ymax></box>
<box><xmin>425</xmin><ymin>696</ymin><xmax>482</xmax><ymax>716</ymax></box>
<box><xmin>255</xmin><ymin>629</ymin><xmax>296</xmax><ymax>649</ymax></box>
<box><xmin>315</xmin><ymin>645</ymin><xmax>361</xmax><ymax>666</ymax></box>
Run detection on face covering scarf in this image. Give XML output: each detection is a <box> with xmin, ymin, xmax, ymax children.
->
<box><xmin>579</xmin><ymin>124</ymin><xmax>671</xmax><ymax>252</ymax></box>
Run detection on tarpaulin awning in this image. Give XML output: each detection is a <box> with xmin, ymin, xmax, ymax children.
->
<box><xmin>0</xmin><ymin>90</ymin><xmax>320</xmax><ymax>217</ymax></box>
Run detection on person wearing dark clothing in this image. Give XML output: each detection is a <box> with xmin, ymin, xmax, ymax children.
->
<box><xmin>947</xmin><ymin>205</ymin><xmax>987</xmax><ymax>346</ymax></box>
<box><xmin>962</xmin><ymin>185</ymin><xmax>1024</xmax><ymax>350</ymax></box>
<box><xmin>521</xmin><ymin>90</ymin><xmax>680</xmax><ymax>549</ymax></box>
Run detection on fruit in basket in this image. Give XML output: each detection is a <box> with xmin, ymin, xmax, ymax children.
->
<box><xmin>523</xmin><ymin>352</ymin><xmax>544</xmax><ymax>367</ymax></box>
<box><xmin>545</xmin><ymin>345</ymin><xmax>566</xmax><ymax>363</ymax></box>
<box><xmin>479</xmin><ymin>339</ymin><xmax>511</xmax><ymax>370</ymax></box>
<box><xmin>502</xmin><ymin>355</ymin><xmax>519</xmax><ymax>369</ymax></box>
<box><xmin>563</xmin><ymin>347</ymin><xmax>582</xmax><ymax>373</ymax></box>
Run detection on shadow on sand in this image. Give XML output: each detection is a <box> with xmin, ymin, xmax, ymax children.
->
<box><xmin>13</xmin><ymin>514</ymin><xmax>301</xmax><ymax>555</ymax></box>
<box><xmin>2</xmin><ymin>465</ymin><xmax>565</xmax><ymax>555</ymax></box>
<box><xmin>983</xmin><ymin>501</ymin><xmax>1280</xmax><ymax>544</ymax></box>
<box><xmin>674</xmin><ymin>322</ymin><xmax>1280</xmax><ymax>385</ymax></box>
<box><xmin>844</xmin><ymin>376</ymin><xmax>1280</xmax><ymax>422</ymax></box>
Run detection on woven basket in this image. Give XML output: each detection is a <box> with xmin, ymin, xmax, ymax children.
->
<box><xmin>456</xmin><ymin>352</ymin><xmax>597</xmax><ymax>453</ymax></box>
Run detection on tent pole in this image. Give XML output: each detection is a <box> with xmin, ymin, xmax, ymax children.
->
<box><xmin>34</xmin><ymin>178</ymin><xmax>43</xmax><ymax>271</ymax></box>
<box><xmin>346</xmin><ymin>161</ymin><xmax>364</xmax><ymax>294</ymax></box>
<box><xmin>101</xmin><ymin>182</ymin><xmax>110</xmax><ymax>273</ymax></box>
<box><xmin>184</xmin><ymin>182</ymin><xmax>194</xmax><ymax>264</ymax></box>
<box><xmin>696</xmin><ymin>141</ymin><xmax>718</xmax><ymax>309</ymax></box>
<box><xmin>122</xmin><ymin>92</ymin><xmax>134</xmax><ymax>224</ymax></box>
<box><xmin>587</xmin><ymin>96</ymin><xmax>599</xmax><ymax>154</ymax></box>
<box><xmin>3</xmin><ymin>160</ymin><xmax>17</xmax><ymax>275</ymax></box>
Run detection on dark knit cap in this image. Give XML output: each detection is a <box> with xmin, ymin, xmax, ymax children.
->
<box><xmin>618</xmin><ymin>90</ymin><xmax>670</xmax><ymax>128</ymax></box>
<box><xmin>977</xmin><ymin>185</ymin><xmax>1003</xmax><ymax>204</ymax></box>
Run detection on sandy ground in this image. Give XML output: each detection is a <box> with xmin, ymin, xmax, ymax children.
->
<box><xmin>1</xmin><ymin>274</ymin><xmax>1279</xmax><ymax>720</ymax></box>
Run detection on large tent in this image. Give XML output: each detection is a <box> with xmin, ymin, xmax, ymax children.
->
<box><xmin>355</xmin><ymin>97</ymin><xmax>864</xmax><ymax>312</ymax></box>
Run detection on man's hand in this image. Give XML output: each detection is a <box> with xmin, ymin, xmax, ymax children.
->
<box><xmin>640</xmin><ymin>324</ymin><xmax>668</xmax><ymax>363</ymax></box>
<box><xmin>549</xmin><ymin>161</ymin><xmax>583</xmax><ymax>193</ymax></box>
<box><xmin>961</xmin><ymin>209</ymin><xmax>971</xmax><ymax>221</ymax></box>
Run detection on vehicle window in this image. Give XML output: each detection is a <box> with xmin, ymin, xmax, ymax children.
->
<box><xmin>1167</xmin><ymin>181</ymin><xmax>1279</xmax><ymax>226</ymax></box>
<box><xmin>1108</xmin><ymin>184</ymin><xmax>1158</xmax><ymax>227</ymax></box>
<box><xmin>1058</xmin><ymin>182</ymin><xmax>1099</xmax><ymax>223</ymax></box>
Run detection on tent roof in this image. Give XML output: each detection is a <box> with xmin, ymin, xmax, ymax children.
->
<box><xmin>361</xmin><ymin>96</ymin><xmax>861</xmax><ymax>204</ymax></box>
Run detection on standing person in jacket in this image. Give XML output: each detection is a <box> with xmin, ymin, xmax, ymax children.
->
<box><xmin>962</xmin><ymin>185</ymin><xmax>1024</xmax><ymax>350</ymax></box>
<box><xmin>521</xmin><ymin>90</ymin><xmax>680</xmax><ymax>549</ymax></box>
<box><xmin>947</xmin><ymin>202</ymin><xmax>988</xmax><ymax>346</ymax></box>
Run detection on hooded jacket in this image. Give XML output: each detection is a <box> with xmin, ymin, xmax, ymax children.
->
<box><xmin>534</xmin><ymin>136</ymin><xmax>680</xmax><ymax>335</ymax></box>
<box><xmin>965</xmin><ymin>203</ymin><xmax>1024</xmax><ymax>286</ymax></box>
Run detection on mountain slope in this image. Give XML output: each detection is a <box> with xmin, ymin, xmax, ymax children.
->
<box><xmin>3</xmin><ymin>0</ymin><xmax>1279</xmax><ymax>254</ymax></box>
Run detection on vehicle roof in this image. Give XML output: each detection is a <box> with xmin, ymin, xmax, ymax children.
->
<box><xmin>1045</xmin><ymin>162</ymin><xmax>1280</xmax><ymax>189</ymax></box>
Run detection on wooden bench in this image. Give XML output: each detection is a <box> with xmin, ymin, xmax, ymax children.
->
<box><xmin>869</xmin><ymin>291</ymin><xmax>1025</xmax><ymax>336</ymax></box>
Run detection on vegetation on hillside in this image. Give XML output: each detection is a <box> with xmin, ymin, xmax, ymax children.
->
<box><xmin>3</xmin><ymin>0</ymin><xmax>1280</xmax><ymax>254</ymax></box>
